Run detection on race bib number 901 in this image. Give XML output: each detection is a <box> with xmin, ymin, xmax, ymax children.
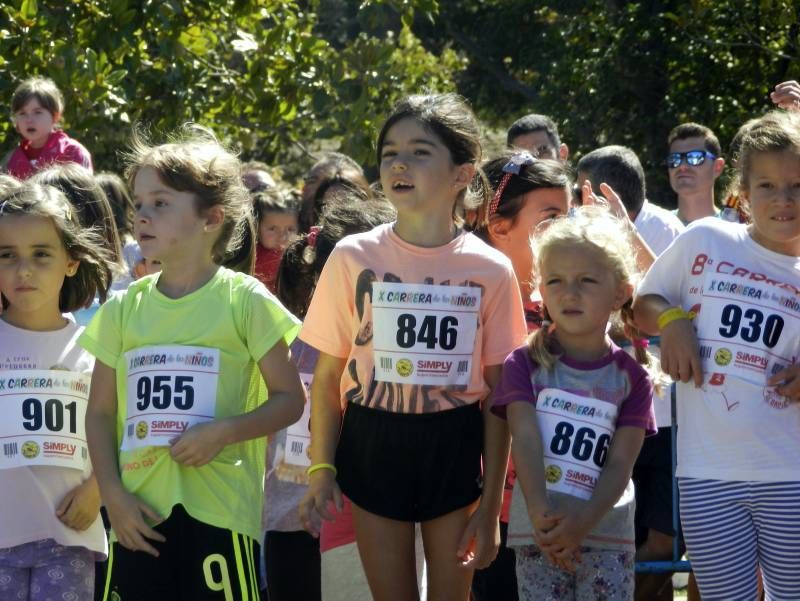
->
<box><xmin>0</xmin><ymin>370</ymin><xmax>90</xmax><ymax>471</ymax></box>
<box><xmin>123</xmin><ymin>346</ymin><xmax>219</xmax><ymax>451</ymax></box>
<box><xmin>372</xmin><ymin>282</ymin><xmax>481</xmax><ymax>386</ymax></box>
<box><xmin>536</xmin><ymin>388</ymin><xmax>618</xmax><ymax>501</ymax></box>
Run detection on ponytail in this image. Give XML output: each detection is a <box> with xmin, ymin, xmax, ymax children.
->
<box><xmin>220</xmin><ymin>211</ymin><xmax>256</xmax><ymax>274</ymax></box>
<box><xmin>527</xmin><ymin>307</ymin><xmax>561</xmax><ymax>369</ymax></box>
<box><xmin>621</xmin><ymin>299</ymin><xmax>667</xmax><ymax>395</ymax></box>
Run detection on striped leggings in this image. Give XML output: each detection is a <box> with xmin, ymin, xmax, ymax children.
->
<box><xmin>679</xmin><ymin>478</ymin><xmax>800</xmax><ymax>601</ymax></box>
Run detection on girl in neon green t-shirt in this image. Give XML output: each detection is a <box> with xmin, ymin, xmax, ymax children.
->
<box><xmin>81</xmin><ymin>126</ymin><xmax>305</xmax><ymax>600</ymax></box>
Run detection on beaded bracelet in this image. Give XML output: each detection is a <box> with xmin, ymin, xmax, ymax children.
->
<box><xmin>307</xmin><ymin>463</ymin><xmax>337</xmax><ymax>477</ymax></box>
<box><xmin>657</xmin><ymin>307</ymin><xmax>693</xmax><ymax>331</ymax></box>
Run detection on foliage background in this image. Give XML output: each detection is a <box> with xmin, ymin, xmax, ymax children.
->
<box><xmin>1</xmin><ymin>0</ymin><xmax>798</xmax><ymax>205</ymax></box>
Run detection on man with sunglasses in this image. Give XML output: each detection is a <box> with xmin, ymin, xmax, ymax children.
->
<box><xmin>667</xmin><ymin>122</ymin><xmax>725</xmax><ymax>224</ymax></box>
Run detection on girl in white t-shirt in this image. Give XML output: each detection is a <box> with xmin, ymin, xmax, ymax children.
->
<box><xmin>634</xmin><ymin>109</ymin><xmax>800</xmax><ymax>600</ymax></box>
<box><xmin>0</xmin><ymin>182</ymin><xmax>113</xmax><ymax>600</ymax></box>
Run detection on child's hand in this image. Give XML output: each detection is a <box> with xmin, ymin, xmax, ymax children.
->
<box><xmin>298</xmin><ymin>469</ymin><xmax>343</xmax><ymax>537</ymax></box>
<box><xmin>457</xmin><ymin>501</ymin><xmax>501</xmax><ymax>569</ymax></box>
<box><xmin>771</xmin><ymin>80</ymin><xmax>800</xmax><ymax>110</ymax></box>
<box><xmin>769</xmin><ymin>364</ymin><xmax>800</xmax><ymax>403</ymax></box>
<box><xmin>56</xmin><ymin>475</ymin><xmax>101</xmax><ymax>531</ymax></box>
<box><xmin>581</xmin><ymin>181</ymin><xmax>629</xmax><ymax>221</ymax></box>
<box><xmin>530</xmin><ymin>506</ymin><xmax>564</xmax><ymax>538</ymax></box>
<box><xmin>659</xmin><ymin>316</ymin><xmax>703</xmax><ymax>387</ymax></box>
<box><xmin>104</xmin><ymin>486</ymin><xmax>165</xmax><ymax>557</ymax></box>
<box><xmin>536</xmin><ymin>510</ymin><xmax>591</xmax><ymax>569</ymax></box>
<box><xmin>169</xmin><ymin>420</ymin><xmax>228</xmax><ymax>466</ymax></box>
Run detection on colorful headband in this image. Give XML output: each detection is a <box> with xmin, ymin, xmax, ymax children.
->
<box><xmin>489</xmin><ymin>151</ymin><xmax>537</xmax><ymax>216</ymax></box>
<box><xmin>632</xmin><ymin>338</ymin><xmax>650</xmax><ymax>349</ymax></box>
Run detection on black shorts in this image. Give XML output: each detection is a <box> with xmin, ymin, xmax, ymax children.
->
<box><xmin>102</xmin><ymin>504</ymin><xmax>261</xmax><ymax>600</ymax></box>
<box><xmin>263</xmin><ymin>530</ymin><xmax>320</xmax><ymax>601</ymax></box>
<box><xmin>336</xmin><ymin>401</ymin><xmax>483</xmax><ymax>522</ymax></box>
<box><xmin>633</xmin><ymin>427</ymin><xmax>676</xmax><ymax>542</ymax></box>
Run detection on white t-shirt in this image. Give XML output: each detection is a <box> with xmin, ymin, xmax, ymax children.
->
<box><xmin>638</xmin><ymin>218</ymin><xmax>800</xmax><ymax>481</ymax></box>
<box><xmin>632</xmin><ymin>199</ymin><xmax>685</xmax><ymax>427</ymax></box>
<box><xmin>0</xmin><ymin>318</ymin><xmax>107</xmax><ymax>556</ymax></box>
<box><xmin>634</xmin><ymin>199</ymin><xmax>686</xmax><ymax>256</ymax></box>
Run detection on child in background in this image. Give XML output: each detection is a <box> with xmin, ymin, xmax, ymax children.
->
<box><xmin>31</xmin><ymin>165</ymin><xmax>125</xmax><ymax>283</ymax></box>
<box><xmin>299</xmin><ymin>94</ymin><xmax>528</xmax><ymax>601</ymax></box>
<box><xmin>262</xmin><ymin>197</ymin><xmax>396</xmax><ymax>601</ymax></box>
<box><xmin>253</xmin><ymin>189</ymin><xmax>300</xmax><ymax>294</ymax></box>
<box><xmin>80</xmin><ymin>127</ymin><xmax>305</xmax><ymax>600</ymax></box>
<box><xmin>470</xmin><ymin>151</ymin><xmax>572</xmax><ymax>601</ymax></box>
<box><xmin>634</xmin><ymin>110</ymin><xmax>800</xmax><ymax>600</ymax></box>
<box><xmin>96</xmin><ymin>171</ymin><xmax>141</xmax><ymax>278</ymax></box>
<box><xmin>32</xmin><ymin>165</ymin><xmax>129</xmax><ymax>326</ymax></box>
<box><xmin>0</xmin><ymin>183</ymin><xmax>113</xmax><ymax>600</ymax></box>
<box><xmin>242</xmin><ymin>161</ymin><xmax>277</xmax><ymax>193</ymax></box>
<box><xmin>492</xmin><ymin>207</ymin><xmax>655</xmax><ymax>600</ymax></box>
<box><xmin>6</xmin><ymin>77</ymin><xmax>92</xmax><ymax>179</ymax></box>
<box><xmin>299</xmin><ymin>153</ymin><xmax>371</xmax><ymax>232</ymax></box>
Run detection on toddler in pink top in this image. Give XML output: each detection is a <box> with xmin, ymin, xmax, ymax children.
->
<box><xmin>6</xmin><ymin>77</ymin><xmax>92</xmax><ymax>179</ymax></box>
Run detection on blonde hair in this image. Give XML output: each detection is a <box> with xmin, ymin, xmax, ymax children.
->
<box><xmin>528</xmin><ymin>207</ymin><xmax>656</xmax><ymax>375</ymax></box>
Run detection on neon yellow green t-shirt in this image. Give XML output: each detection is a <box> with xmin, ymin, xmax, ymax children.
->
<box><xmin>79</xmin><ymin>267</ymin><xmax>300</xmax><ymax>541</ymax></box>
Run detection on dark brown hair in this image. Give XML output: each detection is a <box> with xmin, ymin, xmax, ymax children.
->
<box><xmin>96</xmin><ymin>172</ymin><xmax>135</xmax><ymax>239</ymax></box>
<box><xmin>376</xmin><ymin>94</ymin><xmax>492</xmax><ymax>229</ymax></box>
<box><xmin>668</xmin><ymin>122</ymin><xmax>722</xmax><ymax>156</ymax></box>
<box><xmin>472</xmin><ymin>153</ymin><xmax>571</xmax><ymax>243</ymax></box>
<box><xmin>32</xmin><ymin>164</ymin><xmax>124</xmax><ymax>268</ymax></box>
<box><xmin>11</xmin><ymin>77</ymin><xmax>64</xmax><ymax>116</ymax></box>
<box><xmin>277</xmin><ymin>197</ymin><xmax>396</xmax><ymax>318</ymax></box>
<box><xmin>0</xmin><ymin>183</ymin><xmax>113</xmax><ymax>311</ymax></box>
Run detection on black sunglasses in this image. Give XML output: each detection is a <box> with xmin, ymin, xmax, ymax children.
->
<box><xmin>666</xmin><ymin>150</ymin><xmax>716</xmax><ymax>169</ymax></box>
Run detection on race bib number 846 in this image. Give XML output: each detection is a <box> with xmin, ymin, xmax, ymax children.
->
<box><xmin>372</xmin><ymin>282</ymin><xmax>481</xmax><ymax>386</ymax></box>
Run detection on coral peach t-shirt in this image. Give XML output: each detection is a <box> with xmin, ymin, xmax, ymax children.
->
<box><xmin>300</xmin><ymin>223</ymin><xmax>527</xmax><ymax>414</ymax></box>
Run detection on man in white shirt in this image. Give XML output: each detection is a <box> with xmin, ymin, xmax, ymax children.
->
<box><xmin>667</xmin><ymin>123</ymin><xmax>725</xmax><ymax>225</ymax></box>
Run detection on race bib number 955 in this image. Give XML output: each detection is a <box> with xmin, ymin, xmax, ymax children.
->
<box><xmin>0</xmin><ymin>370</ymin><xmax>90</xmax><ymax>471</ymax></box>
<box><xmin>123</xmin><ymin>346</ymin><xmax>219</xmax><ymax>451</ymax></box>
<box><xmin>372</xmin><ymin>282</ymin><xmax>481</xmax><ymax>386</ymax></box>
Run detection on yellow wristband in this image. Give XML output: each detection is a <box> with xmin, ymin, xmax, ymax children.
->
<box><xmin>657</xmin><ymin>307</ymin><xmax>693</xmax><ymax>331</ymax></box>
<box><xmin>307</xmin><ymin>463</ymin><xmax>337</xmax><ymax>477</ymax></box>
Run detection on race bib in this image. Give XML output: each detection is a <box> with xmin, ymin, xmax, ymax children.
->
<box><xmin>122</xmin><ymin>346</ymin><xmax>219</xmax><ymax>451</ymax></box>
<box><xmin>697</xmin><ymin>271</ymin><xmax>799</xmax><ymax>388</ymax></box>
<box><xmin>283</xmin><ymin>372</ymin><xmax>312</xmax><ymax>469</ymax></box>
<box><xmin>536</xmin><ymin>388</ymin><xmax>618</xmax><ymax>500</ymax></box>
<box><xmin>0</xmin><ymin>370</ymin><xmax>90</xmax><ymax>471</ymax></box>
<box><xmin>372</xmin><ymin>282</ymin><xmax>480</xmax><ymax>386</ymax></box>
